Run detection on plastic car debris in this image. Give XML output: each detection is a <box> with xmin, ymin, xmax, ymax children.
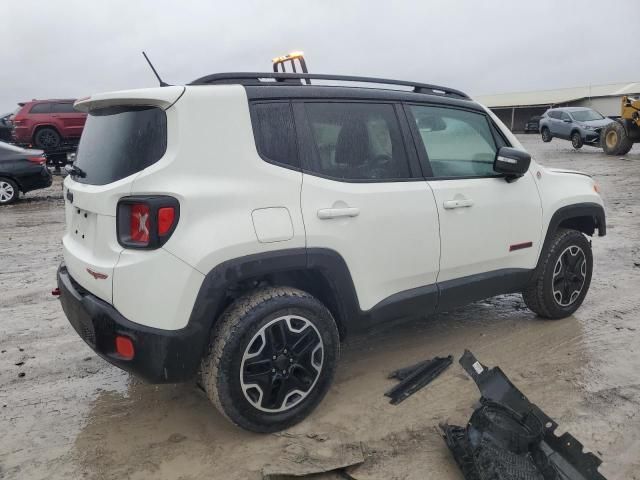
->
<box><xmin>385</xmin><ymin>355</ymin><xmax>453</xmax><ymax>405</ymax></box>
<box><xmin>441</xmin><ymin>350</ymin><xmax>607</xmax><ymax>480</ymax></box>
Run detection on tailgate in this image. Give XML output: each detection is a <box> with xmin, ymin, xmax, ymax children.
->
<box><xmin>62</xmin><ymin>177</ymin><xmax>129</xmax><ymax>303</ymax></box>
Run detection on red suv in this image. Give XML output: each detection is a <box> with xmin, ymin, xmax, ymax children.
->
<box><xmin>11</xmin><ymin>99</ymin><xmax>86</xmax><ymax>149</ymax></box>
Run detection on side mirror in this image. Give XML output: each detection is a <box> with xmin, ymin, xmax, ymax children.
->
<box><xmin>494</xmin><ymin>147</ymin><xmax>531</xmax><ymax>182</ymax></box>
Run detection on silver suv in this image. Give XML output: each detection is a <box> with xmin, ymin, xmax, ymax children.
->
<box><xmin>539</xmin><ymin>107</ymin><xmax>613</xmax><ymax>149</ymax></box>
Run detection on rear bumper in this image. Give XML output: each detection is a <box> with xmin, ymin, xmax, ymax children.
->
<box><xmin>57</xmin><ymin>263</ymin><xmax>207</xmax><ymax>383</ymax></box>
<box><xmin>11</xmin><ymin>126</ymin><xmax>31</xmax><ymax>144</ymax></box>
<box><xmin>20</xmin><ymin>166</ymin><xmax>52</xmax><ymax>192</ymax></box>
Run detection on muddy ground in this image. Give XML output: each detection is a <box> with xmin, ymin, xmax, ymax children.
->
<box><xmin>1</xmin><ymin>135</ymin><xmax>639</xmax><ymax>480</ymax></box>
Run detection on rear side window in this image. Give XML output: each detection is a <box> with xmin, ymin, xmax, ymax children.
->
<box><xmin>30</xmin><ymin>103</ymin><xmax>51</xmax><ymax>114</ymax></box>
<box><xmin>408</xmin><ymin>105</ymin><xmax>498</xmax><ymax>178</ymax></box>
<box><xmin>250</xmin><ymin>102</ymin><xmax>298</xmax><ymax>168</ymax></box>
<box><xmin>549</xmin><ymin>110</ymin><xmax>561</xmax><ymax>119</ymax></box>
<box><xmin>303</xmin><ymin>102</ymin><xmax>410</xmax><ymax>181</ymax></box>
<box><xmin>51</xmin><ymin>103</ymin><xmax>77</xmax><ymax>113</ymax></box>
<box><xmin>74</xmin><ymin>106</ymin><xmax>167</xmax><ymax>185</ymax></box>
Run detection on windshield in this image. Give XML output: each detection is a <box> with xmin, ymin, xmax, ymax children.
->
<box><xmin>571</xmin><ymin>109</ymin><xmax>604</xmax><ymax>122</ymax></box>
<box><xmin>73</xmin><ymin>105</ymin><xmax>167</xmax><ymax>185</ymax></box>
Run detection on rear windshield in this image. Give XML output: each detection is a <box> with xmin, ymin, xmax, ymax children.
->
<box><xmin>73</xmin><ymin>105</ymin><xmax>167</xmax><ymax>185</ymax></box>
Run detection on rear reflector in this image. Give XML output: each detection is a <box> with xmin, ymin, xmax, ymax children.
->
<box><xmin>28</xmin><ymin>156</ymin><xmax>46</xmax><ymax>165</ymax></box>
<box><xmin>158</xmin><ymin>207</ymin><xmax>176</xmax><ymax>236</ymax></box>
<box><xmin>115</xmin><ymin>336</ymin><xmax>135</xmax><ymax>360</ymax></box>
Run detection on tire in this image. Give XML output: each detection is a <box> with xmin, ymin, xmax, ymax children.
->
<box><xmin>0</xmin><ymin>177</ymin><xmax>19</xmax><ymax>204</ymax></box>
<box><xmin>34</xmin><ymin>127</ymin><xmax>61</xmax><ymax>149</ymax></box>
<box><xmin>617</xmin><ymin>141</ymin><xmax>633</xmax><ymax>156</ymax></box>
<box><xmin>523</xmin><ymin>229</ymin><xmax>593</xmax><ymax>319</ymax></box>
<box><xmin>601</xmin><ymin>121</ymin><xmax>633</xmax><ymax>156</ymax></box>
<box><xmin>200</xmin><ymin>286</ymin><xmax>340</xmax><ymax>432</ymax></box>
<box><xmin>541</xmin><ymin>127</ymin><xmax>552</xmax><ymax>143</ymax></box>
<box><xmin>571</xmin><ymin>131</ymin><xmax>583</xmax><ymax>149</ymax></box>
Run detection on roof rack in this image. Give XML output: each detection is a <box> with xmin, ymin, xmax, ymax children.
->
<box><xmin>189</xmin><ymin>72</ymin><xmax>470</xmax><ymax>100</ymax></box>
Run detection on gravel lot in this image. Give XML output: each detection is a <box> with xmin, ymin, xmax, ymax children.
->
<box><xmin>1</xmin><ymin>135</ymin><xmax>639</xmax><ymax>480</ymax></box>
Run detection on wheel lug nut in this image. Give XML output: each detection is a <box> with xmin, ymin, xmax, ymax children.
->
<box><xmin>289</xmin><ymin>358</ymin><xmax>293</xmax><ymax>363</ymax></box>
<box><xmin>282</xmin><ymin>370</ymin><xmax>286</xmax><ymax>375</ymax></box>
<box><xmin>272</xmin><ymin>368</ymin><xmax>276</xmax><ymax>373</ymax></box>
<box><xmin>272</xmin><ymin>355</ymin><xmax>276</xmax><ymax>360</ymax></box>
<box><xmin>284</xmin><ymin>349</ymin><xmax>287</xmax><ymax>354</ymax></box>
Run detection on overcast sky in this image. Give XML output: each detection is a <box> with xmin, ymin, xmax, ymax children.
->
<box><xmin>1</xmin><ymin>0</ymin><xmax>638</xmax><ymax>113</ymax></box>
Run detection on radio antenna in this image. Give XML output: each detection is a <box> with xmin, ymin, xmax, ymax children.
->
<box><xmin>142</xmin><ymin>51</ymin><xmax>170</xmax><ymax>87</ymax></box>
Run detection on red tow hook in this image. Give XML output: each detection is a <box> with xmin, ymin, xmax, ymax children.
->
<box><xmin>51</xmin><ymin>287</ymin><xmax>60</xmax><ymax>297</ymax></box>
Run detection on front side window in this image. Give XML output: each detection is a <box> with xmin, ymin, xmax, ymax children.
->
<box><xmin>250</xmin><ymin>102</ymin><xmax>298</xmax><ymax>168</ymax></box>
<box><xmin>561</xmin><ymin>111</ymin><xmax>572</xmax><ymax>121</ymax></box>
<box><xmin>304</xmin><ymin>102</ymin><xmax>410</xmax><ymax>181</ymax></box>
<box><xmin>409</xmin><ymin>105</ymin><xmax>499</xmax><ymax>178</ymax></box>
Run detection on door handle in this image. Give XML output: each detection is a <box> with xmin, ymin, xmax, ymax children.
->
<box><xmin>443</xmin><ymin>199</ymin><xmax>474</xmax><ymax>209</ymax></box>
<box><xmin>317</xmin><ymin>207</ymin><xmax>360</xmax><ymax>219</ymax></box>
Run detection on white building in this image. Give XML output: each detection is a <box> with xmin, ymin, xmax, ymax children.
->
<box><xmin>475</xmin><ymin>81</ymin><xmax>640</xmax><ymax>132</ymax></box>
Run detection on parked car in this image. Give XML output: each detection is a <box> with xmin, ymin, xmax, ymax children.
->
<box><xmin>11</xmin><ymin>99</ymin><xmax>87</xmax><ymax>149</ymax></box>
<box><xmin>523</xmin><ymin>115</ymin><xmax>541</xmax><ymax>133</ymax></box>
<box><xmin>538</xmin><ymin>107</ymin><xmax>614</xmax><ymax>149</ymax></box>
<box><xmin>57</xmin><ymin>72</ymin><xmax>605</xmax><ymax>433</ymax></box>
<box><xmin>0</xmin><ymin>141</ymin><xmax>52</xmax><ymax>204</ymax></box>
<box><xmin>0</xmin><ymin>113</ymin><xmax>13</xmax><ymax>141</ymax></box>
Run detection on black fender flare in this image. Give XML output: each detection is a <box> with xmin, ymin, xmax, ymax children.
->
<box><xmin>186</xmin><ymin>248</ymin><xmax>360</xmax><ymax>351</ymax></box>
<box><xmin>541</xmin><ymin>202</ymin><xmax>606</xmax><ymax>255</ymax></box>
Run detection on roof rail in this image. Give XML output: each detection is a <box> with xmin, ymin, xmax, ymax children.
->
<box><xmin>189</xmin><ymin>72</ymin><xmax>470</xmax><ymax>99</ymax></box>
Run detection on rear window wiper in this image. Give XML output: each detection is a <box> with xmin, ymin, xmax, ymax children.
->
<box><xmin>65</xmin><ymin>164</ymin><xmax>87</xmax><ymax>178</ymax></box>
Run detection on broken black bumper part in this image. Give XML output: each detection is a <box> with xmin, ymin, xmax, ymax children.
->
<box><xmin>441</xmin><ymin>350</ymin><xmax>607</xmax><ymax>480</ymax></box>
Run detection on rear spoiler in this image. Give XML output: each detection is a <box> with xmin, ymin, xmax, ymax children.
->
<box><xmin>74</xmin><ymin>86</ymin><xmax>185</xmax><ymax>113</ymax></box>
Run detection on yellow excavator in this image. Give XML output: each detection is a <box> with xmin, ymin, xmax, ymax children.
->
<box><xmin>601</xmin><ymin>95</ymin><xmax>640</xmax><ymax>155</ymax></box>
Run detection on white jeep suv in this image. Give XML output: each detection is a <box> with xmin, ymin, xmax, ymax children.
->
<box><xmin>57</xmin><ymin>72</ymin><xmax>606</xmax><ymax>432</ymax></box>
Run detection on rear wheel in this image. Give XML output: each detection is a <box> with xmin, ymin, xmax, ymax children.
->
<box><xmin>601</xmin><ymin>121</ymin><xmax>633</xmax><ymax>155</ymax></box>
<box><xmin>200</xmin><ymin>286</ymin><xmax>340</xmax><ymax>432</ymax></box>
<box><xmin>523</xmin><ymin>229</ymin><xmax>592</xmax><ymax>319</ymax></box>
<box><xmin>34</xmin><ymin>127</ymin><xmax>61</xmax><ymax>149</ymax></box>
<box><xmin>571</xmin><ymin>132</ymin><xmax>583</xmax><ymax>149</ymax></box>
<box><xmin>0</xmin><ymin>177</ymin><xmax>19</xmax><ymax>204</ymax></box>
<box><xmin>541</xmin><ymin>127</ymin><xmax>552</xmax><ymax>143</ymax></box>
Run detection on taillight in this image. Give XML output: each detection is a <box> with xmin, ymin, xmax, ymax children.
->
<box><xmin>27</xmin><ymin>155</ymin><xmax>46</xmax><ymax>165</ymax></box>
<box><xmin>117</xmin><ymin>196</ymin><xmax>179</xmax><ymax>249</ymax></box>
<box><xmin>157</xmin><ymin>207</ymin><xmax>175</xmax><ymax>235</ymax></box>
<box><xmin>129</xmin><ymin>204</ymin><xmax>151</xmax><ymax>244</ymax></box>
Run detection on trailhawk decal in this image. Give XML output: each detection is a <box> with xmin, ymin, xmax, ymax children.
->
<box><xmin>86</xmin><ymin>268</ymin><xmax>108</xmax><ymax>280</ymax></box>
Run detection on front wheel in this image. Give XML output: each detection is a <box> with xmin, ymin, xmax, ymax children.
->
<box><xmin>571</xmin><ymin>132</ymin><xmax>583</xmax><ymax>149</ymax></box>
<box><xmin>200</xmin><ymin>286</ymin><xmax>340</xmax><ymax>432</ymax></box>
<box><xmin>541</xmin><ymin>127</ymin><xmax>552</xmax><ymax>143</ymax></box>
<box><xmin>601</xmin><ymin>121</ymin><xmax>632</xmax><ymax>156</ymax></box>
<box><xmin>523</xmin><ymin>229</ymin><xmax>593</xmax><ymax>319</ymax></box>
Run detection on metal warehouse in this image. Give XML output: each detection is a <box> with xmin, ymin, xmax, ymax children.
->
<box><xmin>476</xmin><ymin>81</ymin><xmax>640</xmax><ymax>132</ymax></box>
